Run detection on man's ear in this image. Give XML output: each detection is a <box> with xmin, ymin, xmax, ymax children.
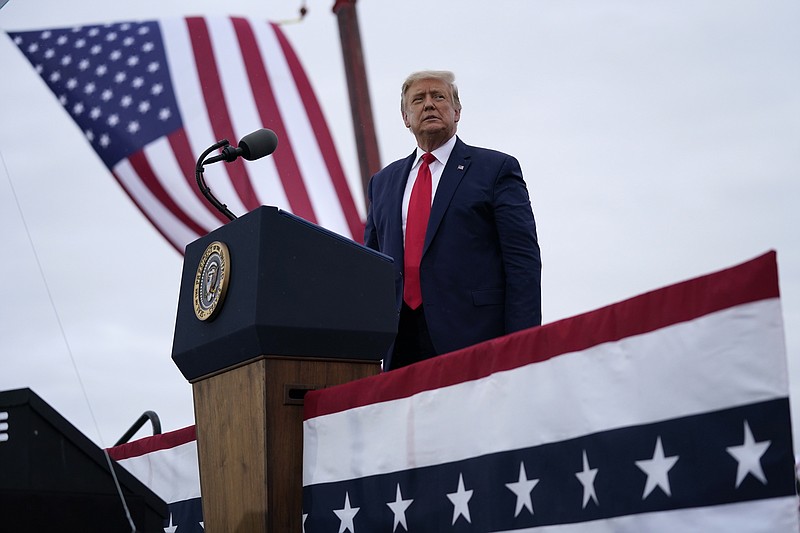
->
<box><xmin>402</xmin><ymin>110</ymin><xmax>411</xmax><ymax>128</ymax></box>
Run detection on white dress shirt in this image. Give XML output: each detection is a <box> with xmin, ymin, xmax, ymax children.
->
<box><xmin>401</xmin><ymin>135</ymin><xmax>457</xmax><ymax>239</ymax></box>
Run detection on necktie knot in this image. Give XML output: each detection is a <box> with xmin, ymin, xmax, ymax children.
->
<box><xmin>421</xmin><ymin>152</ymin><xmax>436</xmax><ymax>166</ymax></box>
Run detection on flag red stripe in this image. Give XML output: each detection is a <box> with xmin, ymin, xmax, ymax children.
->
<box><xmin>127</xmin><ymin>150</ymin><xmax>208</xmax><ymax>237</ymax></box>
<box><xmin>230</xmin><ymin>17</ymin><xmax>316</xmax><ymax>222</ymax></box>
<box><xmin>107</xmin><ymin>425</ymin><xmax>197</xmax><ymax>461</ymax></box>
<box><xmin>272</xmin><ymin>22</ymin><xmax>365</xmax><ymax>238</ymax></box>
<box><xmin>167</xmin><ymin>128</ymin><xmax>230</xmax><ymax>226</ymax></box>
<box><xmin>110</xmin><ymin>168</ymin><xmax>186</xmax><ymax>254</ymax></box>
<box><xmin>304</xmin><ymin>251</ymin><xmax>780</xmax><ymax>419</ymax></box>
<box><xmin>185</xmin><ymin>17</ymin><xmax>260</xmax><ymax>212</ymax></box>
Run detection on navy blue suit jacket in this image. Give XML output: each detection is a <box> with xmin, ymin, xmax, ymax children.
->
<box><xmin>365</xmin><ymin>137</ymin><xmax>541</xmax><ymax>368</ymax></box>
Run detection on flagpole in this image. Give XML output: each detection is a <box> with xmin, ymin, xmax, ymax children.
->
<box><xmin>332</xmin><ymin>0</ymin><xmax>381</xmax><ymax>209</ymax></box>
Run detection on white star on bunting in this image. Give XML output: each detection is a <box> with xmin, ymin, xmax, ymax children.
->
<box><xmin>575</xmin><ymin>449</ymin><xmax>599</xmax><ymax>508</ymax></box>
<box><xmin>163</xmin><ymin>512</ymin><xmax>177</xmax><ymax>533</ymax></box>
<box><xmin>333</xmin><ymin>492</ymin><xmax>359</xmax><ymax>533</ymax></box>
<box><xmin>635</xmin><ymin>436</ymin><xmax>679</xmax><ymax>499</ymax></box>
<box><xmin>727</xmin><ymin>420</ymin><xmax>771</xmax><ymax>488</ymax></box>
<box><xmin>505</xmin><ymin>462</ymin><xmax>539</xmax><ymax>517</ymax></box>
<box><xmin>447</xmin><ymin>473</ymin><xmax>474</xmax><ymax>525</ymax></box>
<box><xmin>386</xmin><ymin>483</ymin><xmax>413</xmax><ymax>531</ymax></box>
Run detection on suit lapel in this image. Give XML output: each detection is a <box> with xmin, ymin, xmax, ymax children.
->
<box><xmin>390</xmin><ymin>151</ymin><xmax>416</xmax><ymax>263</ymax></box>
<box><xmin>424</xmin><ymin>138</ymin><xmax>471</xmax><ymax>252</ymax></box>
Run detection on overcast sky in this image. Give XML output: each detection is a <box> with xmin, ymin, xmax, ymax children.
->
<box><xmin>1</xmin><ymin>0</ymin><xmax>798</xmax><ymax>452</ymax></box>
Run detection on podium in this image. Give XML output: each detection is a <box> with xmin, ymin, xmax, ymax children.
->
<box><xmin>172</xmin><ymin>206</ymin><xmax>397</xmax><ymax>532</ymax></box>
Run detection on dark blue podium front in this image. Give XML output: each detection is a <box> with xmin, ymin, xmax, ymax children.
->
<box><xmin>171</xmin><ymin>206</ymin><xmax>397</xmax><ymax>381</ymax></box>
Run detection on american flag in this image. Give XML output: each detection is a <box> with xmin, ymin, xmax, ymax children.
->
<box><xmin>302</xmin><ymin>252</ymin><xmax>799</xmax><ymax>532</ymax></box>
<box><xmin>8</xmin><ymin>17</ymin><xmax>363</xmax><ymax>252</ymax></box>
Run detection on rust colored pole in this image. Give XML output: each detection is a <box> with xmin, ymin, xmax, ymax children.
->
<box><xmin>332</xmin><ymin>0</ymin><xmax>381</xmax><ymax>207</ymax></box>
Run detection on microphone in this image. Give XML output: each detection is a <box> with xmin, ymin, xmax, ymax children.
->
<box><xmin>203</xmin><ymin>128</ymin><xmax>279</xmax><ymax>166</ymax></box>
<box><xmin>195</xmin><ymin>128</ymin><xmax>279</xmax><ymax>221</ymax></box>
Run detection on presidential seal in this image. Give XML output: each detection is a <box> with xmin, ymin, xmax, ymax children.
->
<box><xmin>193</xmin><ymin>241</ymin><xmax>231</xmax><ymax>321</ymax></box>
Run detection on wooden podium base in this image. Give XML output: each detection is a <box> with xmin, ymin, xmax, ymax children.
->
<box><xmin>191</xmin><ymin>355</ymin><xmax>380</xmax><ymax>532</ymax></box>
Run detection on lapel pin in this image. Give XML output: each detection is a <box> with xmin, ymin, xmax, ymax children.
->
<box><xmin>458</xmin><ymin>165</ymin><xmax>464</xmax><ymax>171</ymax></box>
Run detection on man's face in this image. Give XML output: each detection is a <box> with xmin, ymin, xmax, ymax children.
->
<box><xmin>402</xmin><ymin>78</ymin><xmax>460</xmax><ymax>145</ymax></box>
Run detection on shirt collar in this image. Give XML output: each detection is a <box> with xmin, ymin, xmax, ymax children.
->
<box><xmin>415</xmin><ymin>135</ymin><xmax>457</xmax><ymax>167</ymax></box>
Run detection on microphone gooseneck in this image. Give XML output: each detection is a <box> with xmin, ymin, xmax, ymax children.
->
<box><xmin>195</xmin><ymin>128</ymin><xmax>279</xmax><ymax>221</ymax></box>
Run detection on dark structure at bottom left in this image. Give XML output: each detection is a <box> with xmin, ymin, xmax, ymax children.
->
<box><xmin>0</xmin><ymin>387</ymin><xmax>167</xmax><ymax>532</ymax></box>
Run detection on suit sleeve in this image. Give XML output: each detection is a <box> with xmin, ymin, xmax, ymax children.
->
<box><xmin>493</xmin><ymin>155</ymin><xmax>543</xmax><ymax>330</ymax></box>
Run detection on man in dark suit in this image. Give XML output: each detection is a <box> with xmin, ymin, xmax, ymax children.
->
<box><xmin>364</xmin><ymin>70</ymin><xmax>541</xmax><ymax>370</ymax></box>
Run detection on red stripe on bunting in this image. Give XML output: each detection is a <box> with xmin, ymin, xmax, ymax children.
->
<box><xmin>304</xmin><ymin>251</ymin><xmax>780</xmax><ymax>419</ymax></box>
<box><xmin>107</xmin><ymin>425</ymin><xmax>197</xmax><ymax>461</ymax></box>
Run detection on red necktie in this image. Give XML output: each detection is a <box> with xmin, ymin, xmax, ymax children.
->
<box><xmin>404</xmin><ymin>152</ymin><xmax>436</xmax><ymax>309</ymax></box>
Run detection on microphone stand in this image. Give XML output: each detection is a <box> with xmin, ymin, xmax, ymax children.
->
<box><xmin>196</xmin><ymin>139</ymin><xmax>238</xmax><ymax>221</ymax></box>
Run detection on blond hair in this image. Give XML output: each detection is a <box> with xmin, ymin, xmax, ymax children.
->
<box><xmin>400</xmin><ymin>70</ymin><xmax>462</xmax><ymax>113</ymax></box>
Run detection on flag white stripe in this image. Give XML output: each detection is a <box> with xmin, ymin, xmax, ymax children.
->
<box><xmin>117</xmin><ymin>440</ymin><xmax>201</xmax><ymax>504</ymax></box>
<box><xmin>248</xmin><ymin>147</ymin><xmax>292</xmax><ymax>210</ymax></box>
<box><xmin>113</xmin><ymin>158</ymin><xmax>198</xmax><ymax>249</ymax></box>
<box><xmin>303</xmin><ymin>299</ymin><xmax>787</xmax><ymax>485</ymax></box>
<box><xmin>205</xmin><ymin>17</ymin><xmax>290</xmax><ymax>213</ymax></box>
<box><xmin>489</xmin><ymin>497</ymin><xmax>799</xmax><ymax>533</ymax></box>
<box><xmin>143</xmin><ymin>136</ymin><xmax>223</xmax><ymax>232</ymax></box>
<box><xmin>160</xmin><ymin>18</ymin><xmax>249</xmax><ymax>221</ymax></box>
<box><xmin>253</xmin><ymin>22</ymin><xmax>351</xmax><ymax>237</ymax></box>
